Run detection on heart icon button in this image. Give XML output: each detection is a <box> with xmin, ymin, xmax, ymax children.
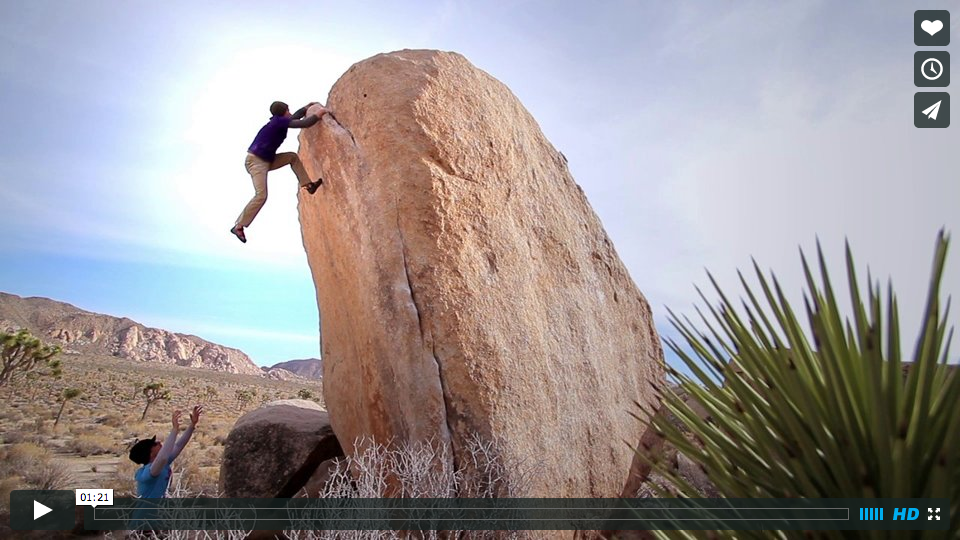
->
<box><xmin>922</xmin><ymin>20</ymin><xmax>944</xmax><ymax>36</ymax></box>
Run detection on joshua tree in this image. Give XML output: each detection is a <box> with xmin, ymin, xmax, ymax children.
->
<box><xmin>54</xmin><ymin>388</ymin><xmax>82</xmax><ymax>427</ymax></box>
<box><xmin>637</xmin><ymin>231</ymin><xmax>959</xmax><ymax>539</ymax></box>
<box><xmin>203</xmin><ymin>385</ymin><xmax>218</xmax><ymax>403</ymax></box>
<box><xmin>140</xmin><ymin>382</ymin><xmax>171</xmax><ymax>421</ymax></box>
<box><xmin>235</xmin><ymin>389</ymin><xmax>256</xmax><ymax>413</ymax></box>
<box><xmin>1</xmin><ymin>329</ymin><xmax>61</xmax><ymax>388</ymax></box>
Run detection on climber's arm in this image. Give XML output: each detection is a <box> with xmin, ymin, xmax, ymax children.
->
<box><xmin>291</xmin><ymin>105</ymin><xmax>309</xmax><ymax>120</ymax></box>
<box><xmin>290</xmin><ymin>104</ymin><xmax>327</xmax><ymax>129</ymax></box>
<box><xmin>289</xmin><ymin>115</ymin><xmax>320</xmax><ymax>129</ymax></box>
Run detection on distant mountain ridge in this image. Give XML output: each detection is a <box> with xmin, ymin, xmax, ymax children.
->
<box><xmin>261</xmin><ymin>366</ymin><xmax>303</xmax><ymax>381</ymax></box>
<box><xmin>267</xmin><ymin>358</ymin><xmax>323</xmax><ymax>380</ymax></box>
<box><xmin>0</xmin><ymin>292</ymin><xmax>264</xmax><ymax>376</ymax></box>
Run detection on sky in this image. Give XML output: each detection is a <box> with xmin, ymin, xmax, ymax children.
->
<box><xmin>1</xmin><ymin>1</ymin><xmax>958</xmax><ymax>368</ymax></box>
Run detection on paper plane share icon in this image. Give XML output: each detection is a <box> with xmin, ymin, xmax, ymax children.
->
<box><xmin>916</xmin><ymin>93</ymin><xmax>950</xmax><ymax>128</ymax></box>
<box><xmin>923</xmin><ymin>100</ymin><xmax>942</xmax><ymax>120</ymax></box>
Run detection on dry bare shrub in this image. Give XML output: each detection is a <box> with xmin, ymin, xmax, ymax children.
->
<box><xmin>34</xmin><ymin>417</ymin><xmax>52</xmax><ymax>435</ymax></box>
<box><xmin>187</xmin><ymin>466</ymin><xmax>221</xmax><ymax>496</ymax></box>
<box><xmin>25</xmin><ymin>458</ymin><xmax>74</xmax><ymax>490</ymax></box>
<box><xmin>286</xmin><ymin>435</ymin><xmax>532</xmax><ymax>540</ymax></box>
<box><xmin>0</xmin><ymin>408</ymin><xmax>22</xmax><ymax>423</ymax></box>
<box><xmin>101</xmin><ymin>411</ymin><xmax>127</xmax><ymax>428</ymax></box>
<box><xmin>3</xmin><ymin>442</ymin><xmax>50</xmax><ymax>469</ymax></box>
<box><xmin>68</xmin><ymin>433</ymin><xmax>116</xmax><ymax>457</ymax></box>
<box><xmin>198</xmin><ymin>445</ymin><xmax>222</xmax><ymax>468</ymax></box>
<box><xmin>112</xmin><ymin>457</ymin><xmax>139</xmax><ymax>496</ymax></box>
<box><xmin>0</xmin><ymin>476</ymin><xmax>21</xmax><ymax>512</ymax></box>
<box><xmin>1</xmin><ymin>429</ymin><xmax>28</xmax><ymax>445</ymax></box>
<box><xmin>0</xmin><ymin>442</ymin><xmax>74</xmax><ymax>497</ymax></box>
<box><xmin>105</xmin><ymin>520</ymin><xmax>251</xmax><ymax>540</ymax></box>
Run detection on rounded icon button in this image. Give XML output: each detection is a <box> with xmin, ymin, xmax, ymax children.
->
<box><xmin>922</xmin><ymin>58</ymin><xmax>945</xmax><ymax>81</ymax></box>
<box><xmin>10</xmin><ymin>490</ymin><xmax>76</xmax><ymax>531</ymax></box>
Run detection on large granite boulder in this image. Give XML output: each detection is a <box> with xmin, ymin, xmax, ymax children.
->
<box><xmin>296</xmin><ymin>49</ymin><xmax>664</xmax><ymax>498</ymax></box>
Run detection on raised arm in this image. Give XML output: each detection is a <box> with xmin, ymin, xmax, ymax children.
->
<box><xmin>289</xmin><ymin>102</ymin><xmax>326</xmax><ymax>128</ymax></box>
<box><xmin>149</xmin><ymin>411</ymin><xmax>181</xmax><ymax>477</ymax></box>
<box><xmin>289</xmin><ymin>115</ymin><xmax>320</xmax><ymax>129</ymax></box>
<box><xmin>291</xmin><ymin>102</ymin><xmax>316</xmax><ymax>120</ymax></box>
<box><xmin>168</xmin><ymin>405</ymin><xmax>203</xmax><ymax>462</ymax></box>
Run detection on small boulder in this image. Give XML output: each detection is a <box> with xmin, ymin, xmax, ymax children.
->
<box><xmin>220</xmin><ymin>399</ymin><xmax>343</xmax><ymax>498</ymax></box>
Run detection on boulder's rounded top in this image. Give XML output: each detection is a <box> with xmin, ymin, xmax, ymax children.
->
<box><xmin>262</xmin><ymin>398</ymin><xmax>324</xmax><ymax>410</ymax></box>
<box><xmin>233</xmin><ymin>400</ymin><xmax>329</xmax><ymax>432</ymax></box>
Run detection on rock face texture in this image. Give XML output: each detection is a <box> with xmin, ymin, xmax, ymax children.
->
<box><xmin>296</xmin><ymin>49</ymin><xmax>664</xmax><ymax>498</ymax></box>
<box><xmin>220</xmin><ymin>400</ymin><xmax>343</xmax><ymax>498</ymax></box>
<box><xmin>0</xmin><ymin>292</ymin><xmax>262</xmax><ymax>375</ymax></box>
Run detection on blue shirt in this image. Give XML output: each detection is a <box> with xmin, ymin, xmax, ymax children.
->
<box><xmin>248</xmin><ymin>115</ymin><xmax>292</xmax><ymax>162</ymax></box>
<box><xmin>135</xmin><ymin>461</ymin><xmax>173</xmax><ymax>499</ymax></box>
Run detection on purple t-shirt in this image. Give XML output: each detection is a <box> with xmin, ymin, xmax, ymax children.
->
<box><xmin>248</xmin><ymin>115</ymin><xmax>292</xmax><ymax>163</ymax></box>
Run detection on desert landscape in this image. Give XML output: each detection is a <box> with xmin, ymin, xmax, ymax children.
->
<box><xmin>0</xmin><ymin>293</ymin><xmax>324</xmax><ymax>531</ymax></box>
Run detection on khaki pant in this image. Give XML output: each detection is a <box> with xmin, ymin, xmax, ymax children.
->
<box><xmin>235</xmin><ymin>152</ymin><xmax>311</xmax><ymax>228</ymax></box>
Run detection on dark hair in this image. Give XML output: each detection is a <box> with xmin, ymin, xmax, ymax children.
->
<box><xmin>270</xmin><ymin>101</ymin><xmax>289</xmax><ymax>117</ymax></box>
<box><xmin>129</xmin><ymin>436</ymin><xmax>157</xmax><ymax>465</ymax></box>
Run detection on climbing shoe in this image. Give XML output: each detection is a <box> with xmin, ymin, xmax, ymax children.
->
<box><xmin>305</xmin><ymin>179</ymin><xmax>323</xmax><ymax>194</ymax></box>
<box><xmin>230</xmin><ymin>226</ymin><xmax>247</xmax><ymax>243</ymax></box>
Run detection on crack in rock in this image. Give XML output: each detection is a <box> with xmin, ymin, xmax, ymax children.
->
<box><xmin>326</xmin><ymin>112</ymin><xmax>357</xmax><ymax>147</ymax></box>
<box><xmin>394</xmin><ymin>199</ymin><xmax>460</xmax><ymax>478</ymax></box>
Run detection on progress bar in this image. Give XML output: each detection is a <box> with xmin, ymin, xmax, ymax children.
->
<box><xmin>81</xmin><ymin>498</ymin><xmax>948</xmax><ymax>532</ymax></box>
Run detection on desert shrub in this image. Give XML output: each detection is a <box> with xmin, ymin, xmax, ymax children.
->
<box><xmin>0</xmin><ymin>442</ymin><xmax>74</xmax><ymax>499</ymax></box>
<box><xmin>0</xmin><ymin>408</ymin><xmax>22</xmax><ymax>423</ymax></box>
<box><xmin>641</xmin><ymin>232</ymin><xmax>959</xmax><ymax>539</ymax></box>
<box><xmin>113</xmin><ymin>458</ymin><xmax>138</xmax><ymax>496</ymax></box>
<box><xmin>3</xmin><ymin>442</ymin><xmax>51</xmax><ymax>470</ymax></box>
<box><xmin>179</xmin><ymin>463</ymin><xmax>220</xmax><ymax>497</ymax></box>
<box><xmin>100</xmin><ymin>412</ymin><xmax>127</xmax><ymax>428</ymax></box>
<box><xmin>23</xmin><ymin>459</ymin><xmax>74</xmax><ymax>490</ymax></box>
<box><xmin>31</xmin><ymin>417</ymin><xmax>52</xmax><ymax>436</ymax></box>
<box><xmin>1</xmin><ymin>429</ymin><xmax>28</xmax><ymax>445</ymax></box>
<box><xmin>0</xmin><ymin>476</ymin><xmax>21</xmax><ymax>512</ymax></box>
<box><xmin>284</xmin><ymin>435</ymin><xmax>531</xmax><ymax>540</ymax></box>
<box><xmin>110</xmin><ymin>529</ymin><xmax>249</xmax><ymax>540</ymax></box>
<box><xmin>68</xmin><ymin>433</ymin><xmax>116</xmax><ymax>457</ymax></box>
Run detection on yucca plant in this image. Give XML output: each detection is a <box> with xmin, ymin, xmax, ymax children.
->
<box><xmin>636</xmin><ymin>231</ymin><xmax>958</xmax><ymax>540</ymax></box>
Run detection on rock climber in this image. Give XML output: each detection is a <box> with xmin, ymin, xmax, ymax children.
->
<box><xmin>230</xmin><ymin>101</ymin><xmax>328</xmax><ymax>243</ymax></box>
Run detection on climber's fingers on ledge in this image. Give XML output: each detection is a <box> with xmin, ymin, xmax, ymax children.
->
<box><xmin>306</xmin><ymin>103</ymin><xmax>329</xmax><ymax>121</ymax></box>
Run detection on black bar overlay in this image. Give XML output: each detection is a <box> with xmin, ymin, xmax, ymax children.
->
<box><xmin>81</xmin><ymin>498</ymin><xmax>950</xmax><ymax>531</ymax></box>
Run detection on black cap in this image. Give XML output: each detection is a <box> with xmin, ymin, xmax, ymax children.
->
<box><xmin>129</xmin><ymin>436</ymin><xmax>157</xmax><ymax>465</ymax></box>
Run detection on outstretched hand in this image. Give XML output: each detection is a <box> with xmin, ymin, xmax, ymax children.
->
<box><xmin>171</xmin><ymin>410</ymin><xmax>182</xmax><ymax>431</ymax></box>
<box><xmin>189</xmin><ymin>405</ymin><xmax>203</xmax><ymax>427</ymax></box>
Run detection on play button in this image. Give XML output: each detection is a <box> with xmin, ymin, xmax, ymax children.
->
<box><xmin>34</xmin><ymin>500</ymin><xmax>53</xmax><ymax>520</ymax></box>
<box><xmin>10</xmin><ymin>490</ymin><xmax>75</xmax><ymax>530</ymax></box>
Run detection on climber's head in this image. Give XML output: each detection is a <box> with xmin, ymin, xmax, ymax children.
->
<box><xmin>270</xmin><ymin>101</ymin><xmax>290</xmax><ymax>117</ymax></box>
